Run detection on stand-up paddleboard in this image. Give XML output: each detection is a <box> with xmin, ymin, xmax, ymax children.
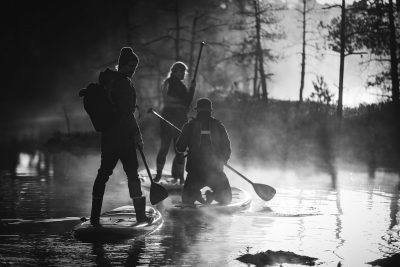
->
<box><xmin>73</xmin><ymin>205</ymin><xmax>162</xmax><ymax>241</ymax></box>
<box><xmin>170</xmin><ymin>187</ymin><xmax>251</xmax><ymax>214</ymax></box>
<box><xmin>139</xmin><ymin>168</ymin><xmax>183</xmax><ymax>192</ymax></box>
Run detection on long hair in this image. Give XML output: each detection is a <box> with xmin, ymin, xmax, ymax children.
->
<box><xmin>166</xmin><ymin>61</ymin><xmax>188</xmax><ymax>79</ymax></box>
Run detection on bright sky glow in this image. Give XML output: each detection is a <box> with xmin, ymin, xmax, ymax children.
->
<box><xmin>264</xmin><ymin>0</ymin><xmax>385</xmax><ymax>107</ymax></box>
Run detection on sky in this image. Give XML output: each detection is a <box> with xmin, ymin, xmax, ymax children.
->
<box><xmin>273</xmin><ymin>0</ymin><xmax>382</xmax><ymax>107</ymax></box>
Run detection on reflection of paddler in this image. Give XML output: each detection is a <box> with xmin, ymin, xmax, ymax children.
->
<box><xmin>176</xmin><ymin>98</ymin><xmax>232</xmax><ymax>205</ymax></box>
<box><xmin>155</xmin><ymin>61</ymin><xmax>196</xmax><ymax>184</ymax></box>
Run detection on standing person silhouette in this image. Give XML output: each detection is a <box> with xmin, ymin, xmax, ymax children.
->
<box><xmin>154</xmin><ymin>62</ymin><xmax>196</xmax><ymax>184</ymax></box>
<box><xmin>90</xmin><ymin>47</ymin><xmax>151</xmax><ymax>226</ymax></box>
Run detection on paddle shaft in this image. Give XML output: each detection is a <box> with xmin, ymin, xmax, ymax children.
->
<box><xmin>148</xmin><ymin>109</ymin><xmax>256</xmax><ymax>187</ymax></box>
<box><xmin>224</xmin><ymin>164</ymin><xmax>254</xmax><ymax>185</ymax></box>
<box><xmin>150</xmin><ymin>109</ymin><xmax>181</xmax><ymax>132</ymax></box>
<box><xmin>138</xmin><ymin>147</ymin><xmax>155</xmax><ymax>184</ymax></box>
<box><xmin>192</xmin><ymin>42</ymin><xmax>206</xmax><ymax>82</ymax></box>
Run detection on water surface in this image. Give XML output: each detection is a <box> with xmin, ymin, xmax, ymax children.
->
<box><xmin>1</xmin><ymin>150</ymin><xmax>399</xmax><ymax>266</ymax></box>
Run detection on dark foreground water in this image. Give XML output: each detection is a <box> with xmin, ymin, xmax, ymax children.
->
<box><xmin>1</xmin><ymin>150</ymin><xmax>400</xmax><ymax>266</ymax></box>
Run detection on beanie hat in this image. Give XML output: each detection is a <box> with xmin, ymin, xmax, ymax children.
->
<box><xmin>195</xmin><ymin>98</ymin><xmax>212</xmax><ymax>112</ymax></box>
<box><xmin>118</xmin><ymin>47</ymin><xmax>139</xmax><ymax>66</ymax></box>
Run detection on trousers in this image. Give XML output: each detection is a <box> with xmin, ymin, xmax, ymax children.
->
<box><xmin>92</xmin><ymin>145</ymin><xmax>142</xmax><ymax>199</ymax></box>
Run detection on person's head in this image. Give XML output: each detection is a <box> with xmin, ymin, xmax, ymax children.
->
<box><xmin>169</xmin><ymin>61</ymin><xmax>188</xmax><ymax>80</ymax></box>
<box><xmin>195</xmin><ymin>98</ymin><xmax>213</xmax><ymax>117</ymax></box>
<box><xmin>117</xmin><ymin>47</ymin><xmax>139</xmax><ymax>77</ymax></box>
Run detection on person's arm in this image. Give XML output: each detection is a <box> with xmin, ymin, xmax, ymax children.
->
<box><xmin>112</xmin><ymin>78</ymin><xmax>143</xmax><ymax>147</ymax></box>
<box><xmin>218</xmin><ymin>122</ymin><xmax>231</xmax><ymax>163</ymax></box>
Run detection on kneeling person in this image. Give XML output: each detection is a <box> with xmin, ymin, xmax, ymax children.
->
<box><xmin>176</xmin><ymin>98</ymin><xmax>232</xmax><ymax>205</ymax></box>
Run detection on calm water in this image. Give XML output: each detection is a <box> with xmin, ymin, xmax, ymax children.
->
<box><xmin>1</xmin><ymin>150</ymin><xmax>399</xmax><ymax>266</ymax></box>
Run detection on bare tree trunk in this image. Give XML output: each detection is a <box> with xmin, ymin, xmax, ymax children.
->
<box><xmin>388</xmin><ymin>0</ymin><xmax>399</xmax><ymax>107</ymax></box>
<box><xmin>254</xmin><ymin>0</ymin><xmax>268</xmax><ymax>101</ymax></box>
<box><xmin>175</xmin><ymin>0</ymin><xmax>180</xmax><ymax>61</ymax></box>
<box><xmin>253</xmin><ymin>55</ymin><xmax>259</xmax><ymax>98</ymax></box>
<box><xmin>299</xmin><ymin>0</ymin><xmax>307</xmax><ymax>102</ymax></box>
<box><xmin>337</xmin><ymin>0</ymin><xmax>346</xmax><ymax>119</ymax></box>
<box><xmin>189</xmin><ymin>10</ymin><xmax>199</xmax><ymax>79</ymax></box>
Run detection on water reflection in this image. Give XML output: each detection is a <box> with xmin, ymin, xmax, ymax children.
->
<box><xmin>125</xmin><ymin>239</ymin><xmax>146</xmax><ymax>266</ymax></box>
<box><xmin>0</xmin><ymin>149</ymin><xmax>399</xmax><ymax>266</ymax></box>
<box><xmin>389</xmin><ymin>176</ymin><xmax>400</xmax><ymax>230</ymax></box>
<box><xmin>92</xmin><ymin>243</ymin><xmax>113</xmax><ymax>266</ymax></box>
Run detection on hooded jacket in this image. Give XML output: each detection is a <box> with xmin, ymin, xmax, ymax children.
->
<box><xmin>98</xmin><ymin>68</ymin><xmax>142</xmax><ymax>151</ymax></box>
<box><xmin>176</xmin><ymin>114</ymin><xmax>231</xmax><ymax>172</ymax></box>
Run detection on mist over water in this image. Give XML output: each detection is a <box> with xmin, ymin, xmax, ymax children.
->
<box><xmin>0</xmin><ymin>145</ymin><xmax>399</xmax><ymax>266</ymax></box>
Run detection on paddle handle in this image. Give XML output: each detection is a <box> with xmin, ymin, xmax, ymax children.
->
<box><xmin>138</xmin><ymin>147</ymin><xmax>155</xmax><ymax>184</ymax></box>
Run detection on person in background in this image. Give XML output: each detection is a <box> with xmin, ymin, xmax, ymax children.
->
<box><xmin>154</xmin><ymin>61</ymin><xmax>196</xmax><ymax>184</ymax></box>
<box><xmin>176</xmin><ymin>98</ymin><xmax>232</xmax><ymax>205</ymax></box>
<box><xmin>90</xmin><ymin>47</ymin><xmax>151</xmax><ymax>226</ymax></box>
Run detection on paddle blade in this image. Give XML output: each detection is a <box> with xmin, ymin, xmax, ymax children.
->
<box><xmin>150</xmin><ymin>182</ymin><xmax>169</xmax><ymax>205</ymax></box>
<box><xmin>253</xmin><ymin>183</ymin><xmax>276</xmax><ymax>201</ymax></box>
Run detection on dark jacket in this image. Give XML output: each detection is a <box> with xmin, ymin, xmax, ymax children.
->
<box><xmin>99</xmin><ymin>68</ymin><xmax>142</xmax><ymax>151</ymax></box>
<box><xmin>162</xmin><ymin>76</ymin><xmax>194</xmax><ymax>109</ymax></box>
<box><xmin>176</xmin><ymin>114</ymin><xmax>231</xmax><ymax>172</ymax></box>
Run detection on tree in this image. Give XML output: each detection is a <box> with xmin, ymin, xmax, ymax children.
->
<box><xmin>323</xmin><ymin>0</ymin><xmax>399</xmax><ymax>113</ymax></box>
<box><xmin>232</xmin><ymin>0</ymin><xmax>284</xmax><ymax>100</ymax></box>
<box><xmin>308</xmin><ymin>75</ymin><xmax>335</xmax><ymax>105</ymax></box>
<box><xmin>295</xmin><ymin>0</ymin><xmax>319</xmax><ymax>102</ymax></box>
<box><xmin>321</xmin><ymin>0</ymin><xmax>368</xmax><ymax>118</ymax></box>
<box><xmin>387</xmin><ymin>0</ymin><xmax>399</xmax><ymax>107</ymax></box>
<box><xmin>299</xmin><ymin>0</ymin><xmax>308</xmax><ymax>102</ymax></box>
<box><xmin>350</xmin><ymin>0</ymin><xmax>399</xmax><ymax>107</ymax></box>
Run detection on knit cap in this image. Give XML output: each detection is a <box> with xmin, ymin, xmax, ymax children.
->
<box><xmin>118</xmin><ymin>47</ymin><xmax>138</xmax><ymax>66</ymax></box>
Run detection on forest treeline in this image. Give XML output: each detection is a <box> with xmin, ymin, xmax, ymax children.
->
<box><xmin>78</xmin><ymin>0</ymin><xmax>400</xmax><ymax>118</ymax></box>
<box><xmin>37</xmin><ymin>99</ymin><xmax>399</xmax><ymax>173</ymax></box>
<box><xmin>1</xmin><ymin>99</ymin><xmax>398</xmax><ymax>173</ymax></box>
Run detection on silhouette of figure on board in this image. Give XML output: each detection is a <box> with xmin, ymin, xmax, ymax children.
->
<box><xmin>90</xmin><ymin>47</ymin><xmax>151</xmax><ymax>226</ymax></box>
<box><xmin>154</xmin><ymin>61</ymin><xmax>196</xmax><ymax>184</ymax></box>
<box><xmin>176</xmin><ymin>98</ymin><xmax>232</xmax><ymax>205</ymax></box>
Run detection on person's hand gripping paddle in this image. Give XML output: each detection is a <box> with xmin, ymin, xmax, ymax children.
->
<box><xmin>138</xmin><ymin>147</ymin><xmax>168</xmax><ymax>205</ymax></box>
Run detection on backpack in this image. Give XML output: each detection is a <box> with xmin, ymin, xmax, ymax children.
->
<box><xmin>78</xmin><ymin>82</ymin><xmax>117</xmax><ymax>132</ymax></box>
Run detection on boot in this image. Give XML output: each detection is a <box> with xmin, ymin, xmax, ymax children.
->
<box><xmin>90</xmin><ymin>196</ymin><xmax>103</xmax><ymax>226</ymax></box>
<box><xmin>133</xmin><ymin>196</ymin><xmax>153</xmax><ymax>224</ymax></box>
<box><xmin>153</xmin><ymin>171</ymin><xmax>162</xmax><ymax>182</ymax></box>
<box><xmin>179</xmin><ymin>175</ymin><xmax>185</xmax><ymax>185</ymax></box>
<box><xmin>204</xmin><ymin>190</ymin><xmax>214</xmax><ymax>205</ymax></box>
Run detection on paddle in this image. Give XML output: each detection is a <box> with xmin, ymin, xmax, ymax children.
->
<box><xmin>192</xmin><ymin>41</ymin><xmax>206</xmax><ymax>82</ymax></box>
<box><xmin>224</xmin><ymin>164</ymin><xmax>276</xmax><ymax>201</ymax></box>
<box><xmin>147</xmin><ymin>108</ymin><xmax>276</xmax><ymax>202</ymax></box>
<box><xmin>138</xmin><ymin>146</ymin><xmax>168</xmax><ymax>205</ymax></box>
